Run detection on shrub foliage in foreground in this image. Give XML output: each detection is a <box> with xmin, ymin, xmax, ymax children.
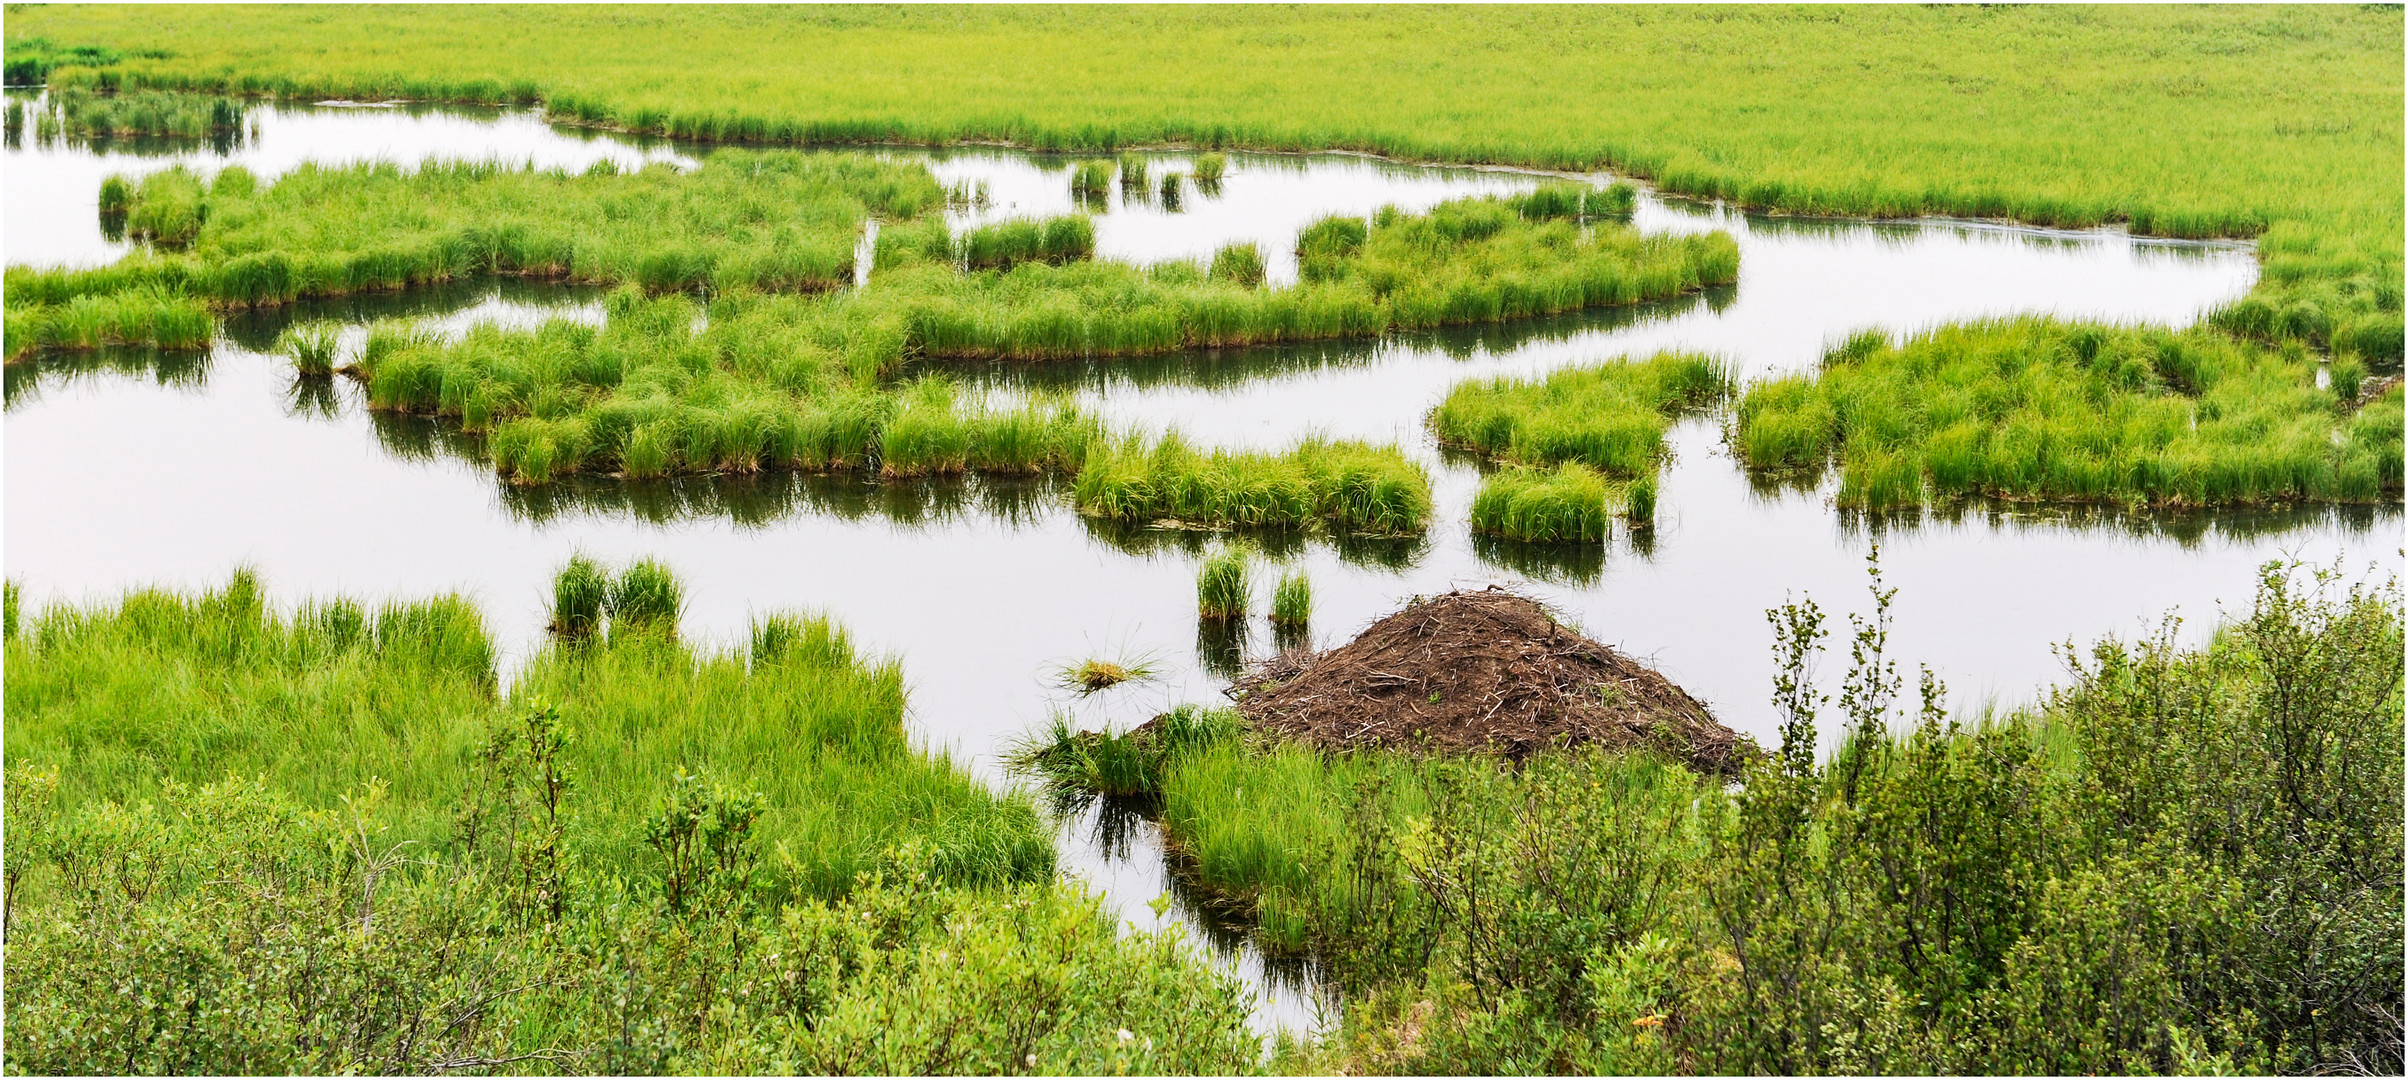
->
<box><xmin>1026</xmin><ymin>559</ymin><xmax>2405</xmax><ymax>1075</ymax></box>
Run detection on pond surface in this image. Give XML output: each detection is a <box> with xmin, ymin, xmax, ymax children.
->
<box><xmin>6</xmin><ymin>99</ymin><xmax>2387</xmax><ymax>1035</ymax></box>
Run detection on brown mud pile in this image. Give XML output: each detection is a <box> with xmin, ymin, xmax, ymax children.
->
<box><xmin>1232</xmin><ymin>587</ymin><xmax>1754</xmax><ymax>776</ymax></box>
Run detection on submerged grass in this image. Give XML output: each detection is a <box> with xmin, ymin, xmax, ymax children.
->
<box><xmin>1734</xmin><ymin>319</ymin><xmax>2404</xmax><ymax>509</ymax></box>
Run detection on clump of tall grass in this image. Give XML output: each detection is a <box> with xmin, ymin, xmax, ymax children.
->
<box><xmin>607</xmin><ymin>558</ymin><xmax>683</xmax><ymax>638</ymax></box>
<box><xmin>549</xmin><ymin>554</ymin><xmax>609</xmax><ymax>639</ymax></box>
<box><xmin>1158</xmin><ymin>170</ymin><xmax>1184</xmax><ymax>211</ymax></box>
<box><xmin>1209</xmin><ymin>242</ymin><xmax>1265</xmax><ymax>287</ymax></box>
<box><xmin>275</xmin><ymin>320</ymin><xmax>340</xmax><ymax>376</ymax></box>
<box><xmin>1197</xmin><ymin>545</ymin><xmax>1252</xmax><ymax>622</ymax></box>
<box><xmin>3</xmin><ymin>288</ymin><xmax>215</xmax><ymax>359</ymax></box>
<box><xmin>34</xmin><ymin>86</ymin><xmax>247</xmax><ymax>141</ymax></box>
<box><xmin>1069</xmin><ymin>158</ymin><xmax>1114</xmax><ymax>202</ymax></box>
<box><xmin>1296</xmin><ymin>214</ymin><xmax>1367</xmax><ymax>281</ymax></box>
<box><xmin>1432</xmin><ymin>351</ymin><xmax>1731</xmax><ymax>477</ymax></box>
<box><xmin>1116</xmin><ymin>152</ymin><xmax>1149</xmax><ymax>191</ymax></box>
<box><xmin>1626</xmin><ymin>475</ymin><xmax>1658</xmax><ymax>526</ymax></box>
<box><xmin>1192</xmin><ymin>153</ymin><xmax>1227</xmax><ymax>184</ymax></box>
<box><xmin>1471</xmin><ymin>463</ymin><xmax>1619</xmax><ymax>542</ymax></box>
<box><xmin>1004</xmin><ymin>703</ymin><xmax>1244</xmax><ymax>799</ymax></box>
<box><xmin>958</xmin><ymin>215</ymin><xmax>1094</xmax><ymax>270</ymax></box>
<box><xmin>1734</xmin><ymin>318</ymin><xmax>2404</xmax><ymax>508</ymax></box>
<box><xmin>1269</xmin><ymin>569</ymin><xmax>1312</xmax><ymax>629</ymax></box>
<box><xmin>1072</xmin><ymin>432</ymin><xmax>1433</xmax><ymax>535</ymax></box>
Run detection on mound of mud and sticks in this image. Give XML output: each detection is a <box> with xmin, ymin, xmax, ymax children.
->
<box><xmin>1232</xmin><ymin>587</ymin><xmax>1754</xmax><ymax>777</ymax></box>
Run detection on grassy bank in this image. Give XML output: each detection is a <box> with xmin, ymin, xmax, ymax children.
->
<box><xmin>1020</xmin><ymin>562</ymin><xmax>2403</xmax><ymax>1075</ymax></box>
<box><xmin>1733</xmin><ymin>320</ymin><xmax>2404</xmax><ymax>510</ymax></box>
<box><xmin>2</xmin><ymin>568</ymin><xmax>1049</xmax><ymax>897</ymax></box>
<box><xmin>2</xmin><ymin>572</ymin><xmax>1260</xmax><ymax>1073</ymax></box>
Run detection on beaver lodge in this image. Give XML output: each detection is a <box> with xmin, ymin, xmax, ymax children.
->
<box><xmin>1231</xmin><ymin>587</ymin><xmax>1754</xmax><ymax>777</ymax></box>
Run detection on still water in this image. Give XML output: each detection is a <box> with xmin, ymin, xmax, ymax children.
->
<box><xmin>5</xmin><ymin>100</ymin><xmax>2387</xmax><ymax>1033</ymax></box>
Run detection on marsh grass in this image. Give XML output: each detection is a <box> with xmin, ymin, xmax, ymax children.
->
<box><xmin>1004</xmin><ymin>703</ymin><xmax>1243</xmax><ymax>800</ymax></box>
<box><xmin>958</xmin><ymin>215</ymin><xmax>1095</xmax><ymax>271</ymax></box>
<box><xmin>1470</xmin><ymin>462</ymin><xmax>1620</xmax><ymax>543</ymax></box>
<box><xmin>1069</xmin><ymin>158</ymin><xmax>1113</xmax><ymax>204</ymax></box>
<box><xmin>1072</xmin><ymin>432</ymin><xmax>1433</xmax><ymax>535</ymax></box>
<box><xmin>606</xmin><ymin>558</ymin><xmax>683</xmax><ymax>639</ymax></box>
<box><xmin>1270</xmin><ymin>569</ymin><xmax>1311</xmax><ymax>629</ymax></box>
<box><xmin>35</xmin><ymin>84</ymin><xmax>246</xmax><ymax>141</ymax></box>
<box><xmin>1196</xmin><ymin>544</ymin><xmax>1252</xmax><ymax>622</ymax></box>
<box><xmin>1208</xmin><ymin>242</ymin><xmax>1264</xmax><ymax>288</ymax></box>
<box><xmin>1192</xmin><ymin>153</ymin><xmax>1227</xmax><ymax>184</ymax></box>
<box><xmin>1734</xmin><ymin>318</ymin><xmax>2404</xmax><ymax>509</ymax></box>
<box><xmin>1432</xmin><ymin>351</ymin><xmax>1732</xmax><ymax>477</ymax></box>
<box><xmin>1115</xmin><ymin>151</ymin><xmax>1148</xmax><ymax>191</ymax></box>
<box><xmin>4</xmin><ymin>287</ymin><xmax>214</xmax><ymax>360</ymax></box>
<box><xmin>548</xmin><ymin>554</ymin><xmax>608</xmax><ymax>638</ymax></box>
<box><xmin>1058</xmin><ymin>653</ymin><xmax>1160</xmax><ymax>694</ymax></box>
<box><xmin>275</xmin><ymin>320</ymin><xmax>340</xmax><ymax>377</ymax></box>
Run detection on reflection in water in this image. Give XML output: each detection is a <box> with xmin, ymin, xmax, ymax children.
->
<box><xmin>494</xmin><ymin>467</ymin><xmax>1071</xmax><ymax>532</ymax></box>
<box><xmin>1196</xmin><ymin>618</ymin><xmax>1249</xmax><ymax>682</ymax></box>
<box><xmin>219</xmin><ymin>280</ymin><xmax>611</xmax><ymax>352</ymax></box>
<box><xmin>4</xmin><ymin>345</ymin><xmax>209</xmax><ymax>408</ymax></box>
<box><xmin>1837</xmin><ymin>497</ymin><xmax>2401</xmax><ymax>551</ymax></box>
<box><xmin>934</xmin><ymin>287</ymin><xmax>1722</xmax><ymax>397</ymax></box>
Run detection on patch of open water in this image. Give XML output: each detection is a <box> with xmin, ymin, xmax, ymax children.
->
<box><xmin>5</xmin><ymin>99</ymin><xmax>2388</xmax><ymax>1036</ymax></box>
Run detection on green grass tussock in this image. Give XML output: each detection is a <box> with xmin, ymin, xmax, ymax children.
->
<box><xmin>1269</xmin><ymin>569</ymin><xmax>1311</xmax><ymax>630</ymax></box>
<box><xmin>3</xmin><ymin>287</ymin><xmax>214</xmax><ymax>360</ymax></box>
<box><xmin>1433</xmin><ymin>351</ymin><xmax>1732</xmax><ymax>477</ymax></box>
<box><xmin>1191</xmin><ymin>152</ymin><xmax>1227</xmax><ymax>184</ymax></box>
<box><xmin>1196</xmin><ymin>544</ymin><xmax>1251</xmax><ymax>622</ymax></box>
<box><xmin>1470</xmin><ymin>463</ymin><xmax>1624</xmax><ymax>543</ymax></box>
<box><xmin>1072</xmin><ymin>432</ymin><xmax>1433</xmax><ymax>535</ymax></box>
<box><xmin>1208</xmin><ymin>241</ymin><xmax>1263</xmax><ymax>287</ymax></box>
<box><xmin>955</xmin><ymin>214</ymin><xmax>1095</xmax><ymax>271</ymax></box>
<box><xmin>275</xmin><ymin>319</ymin><xmax>339</xmax><ymax>377</ymax></box>
<box><xmin>1005</xmin><ymin>703</ymin><xmax>1245</xmax><ymax>801</ymax></box>
<box><xmin>1734</xmin><ymin>319</ymin><xmax>2405</xmax><ymax>509</ymax></box>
